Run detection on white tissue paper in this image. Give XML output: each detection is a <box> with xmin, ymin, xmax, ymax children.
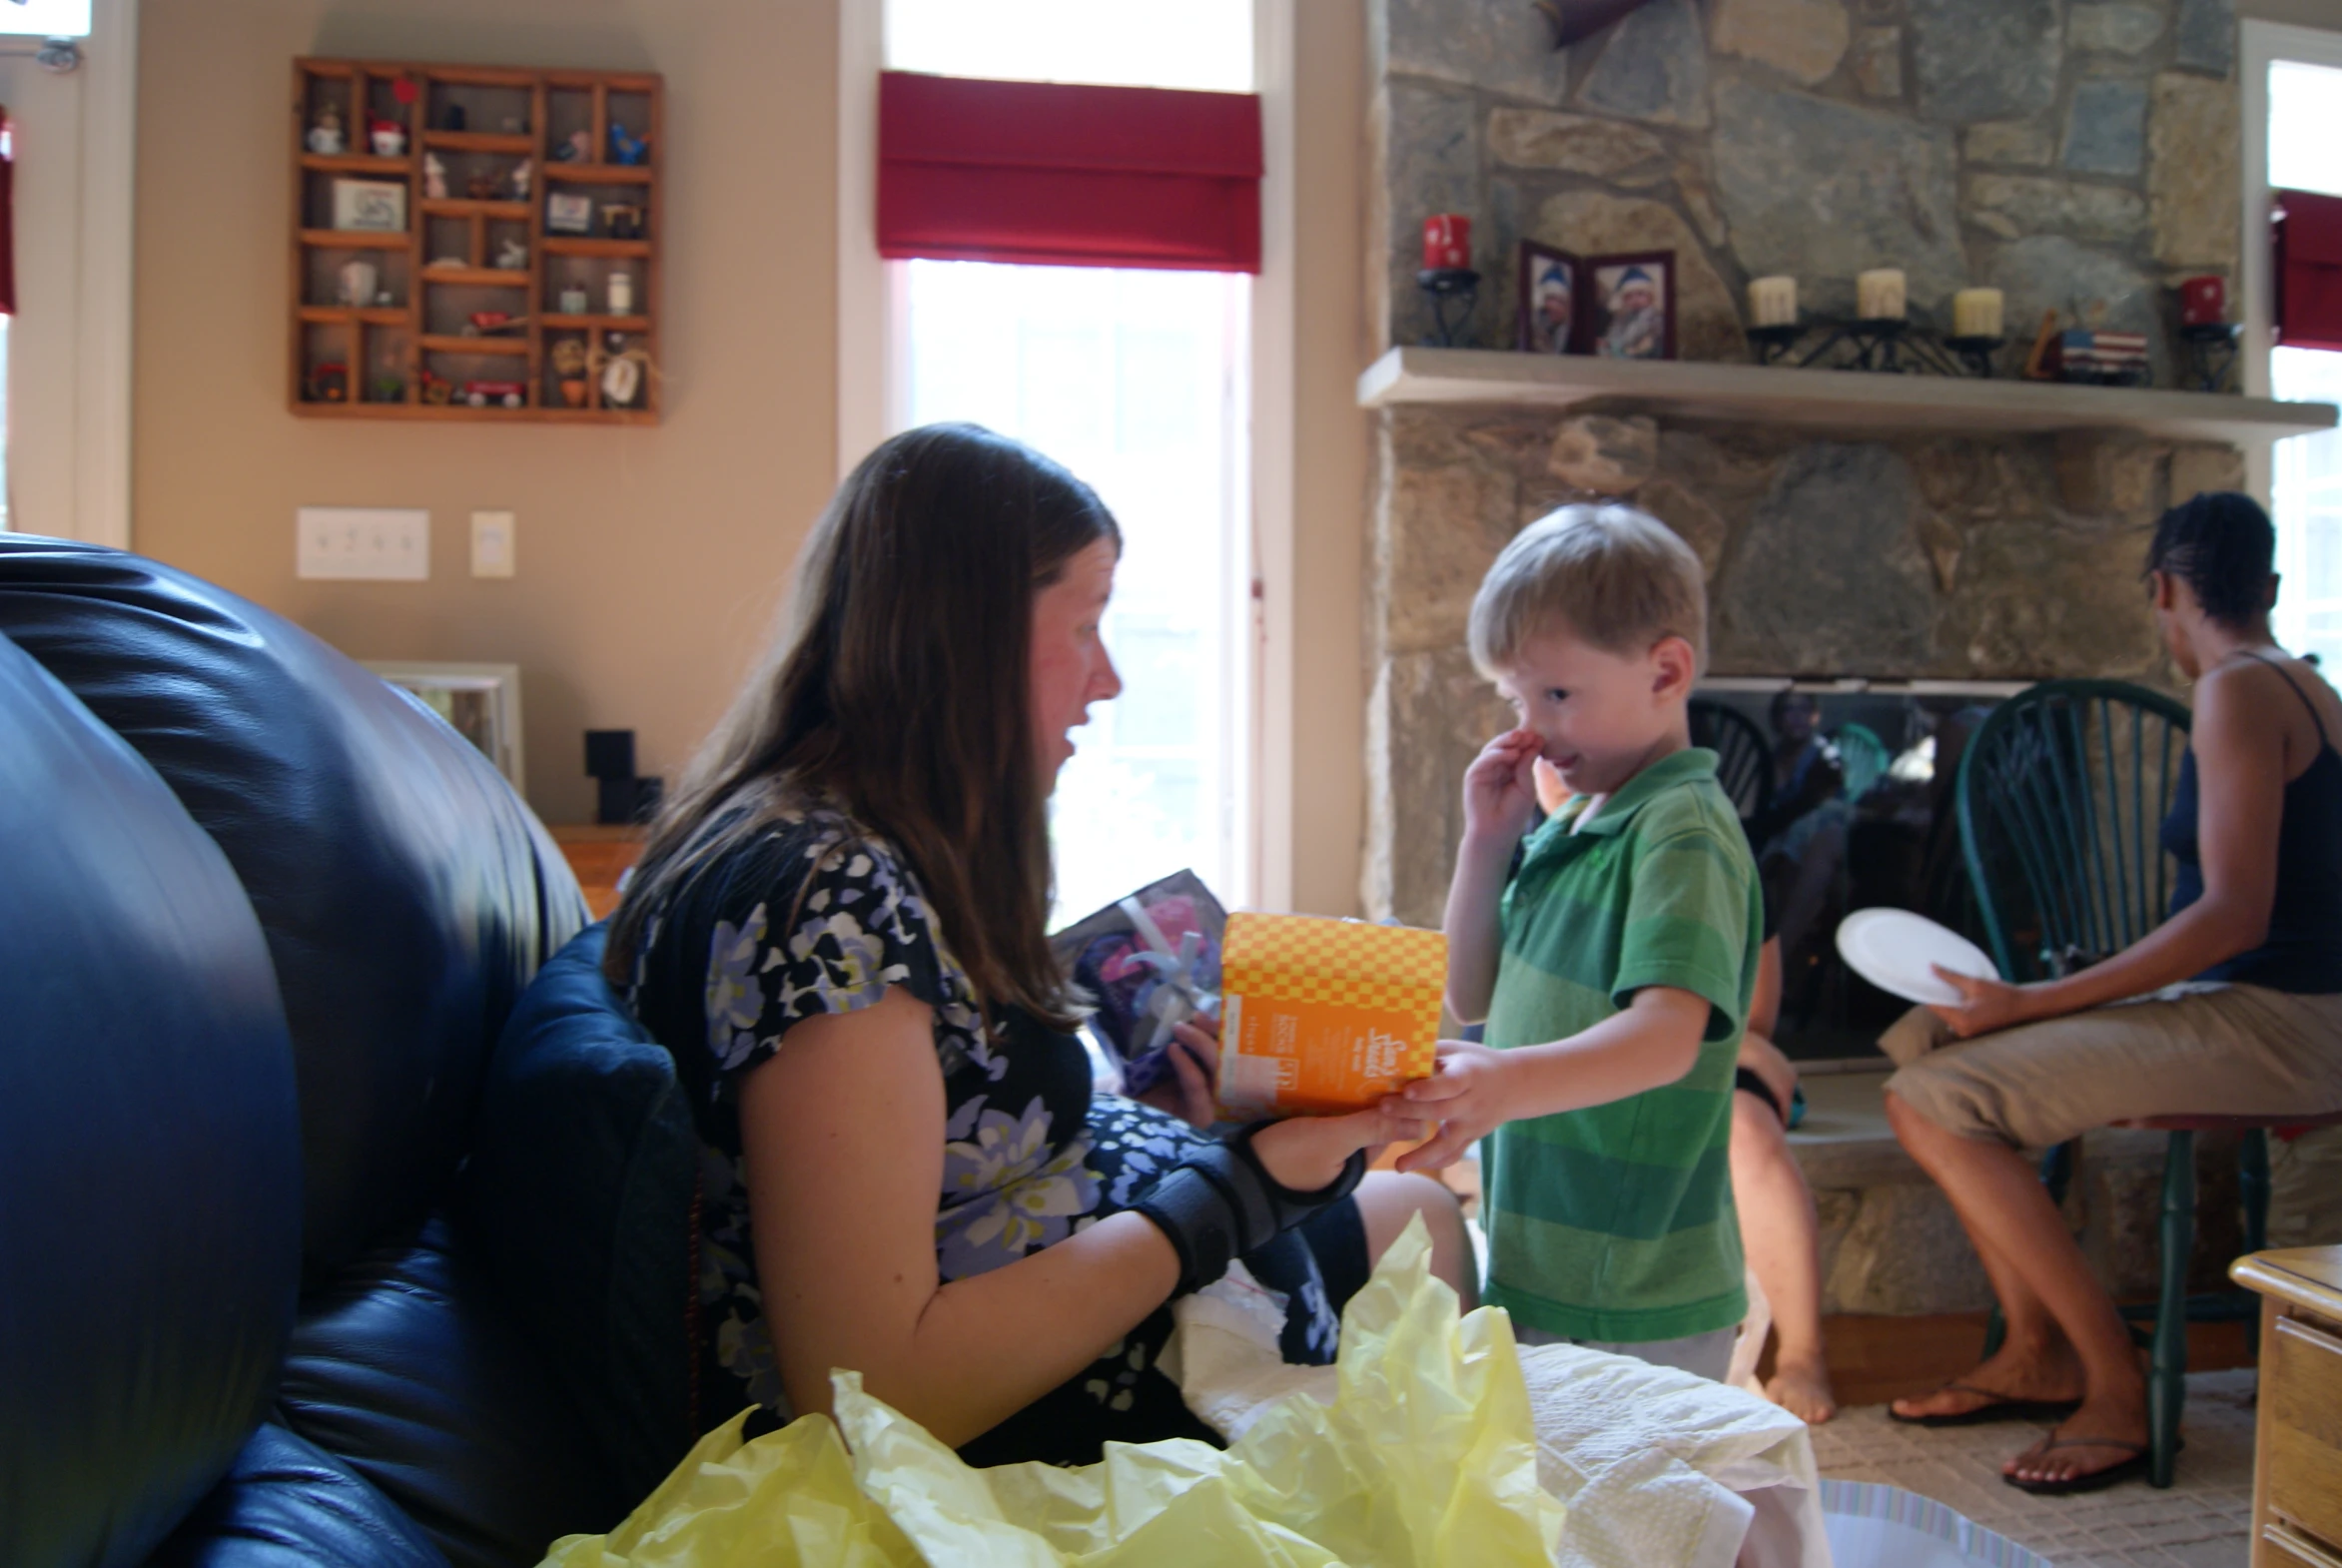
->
<box><xmin>1167</xmin><ymin>1263</ymin><xmax>1829</xmax><ymax>1568</ymax></box>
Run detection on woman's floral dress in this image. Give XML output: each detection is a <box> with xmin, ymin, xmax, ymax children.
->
<box><xmin>620</xmin><ymin>804</ymin><xmax>1350</xmax><ymax>1466</ymax></box>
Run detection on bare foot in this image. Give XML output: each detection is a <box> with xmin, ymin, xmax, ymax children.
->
<box><xmin>1889</xmin><ymin>1340</ymin><xmax>2083</xmax><ymax>1422</ymax></box>
<box><xmin>1765</xmin><ymin>1355</ymin><xmax>1838</xmax><ymax>1424</ymax></box>
<box><xmin>2004</xmin><ymin>1387</ymin><xmax>2149</xmax><ymax>1485</ymax></box>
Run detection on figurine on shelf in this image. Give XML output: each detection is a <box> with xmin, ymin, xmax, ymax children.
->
<box><xmin>466</xmin><ymin>169</ymin><xmax>502</xmax><ymax>201</ymax></box>
<box><xmin>494</xmin><ymin>235</ymin><xmax>529</xmax><ymax>272</ymax></box>
<box><xmin>305</xmin><ymin>363</ymin><xmax>350</xmax><ymax>403</ymax></box>
<box><xmin>369</xmin><ymin>116</ymin><xmax>406</xmax><ymax>158</ymax></box>
<box><xmin>552</xmin><ymin>338</ymin><xmax>590</xmax><ymax>406</ymax></box>
<box><xmin>438</xmin><ymin>103</ymin><xmax>467</xmax><ymax>132</ymax></box>
<box><xmin>609</xmin><ymin>124</ymin><xmax>650</xmax><ymax>166</ymax></box>
<box><xmin>423</xmin><ymin>152</ymin><xmax>448</xmax><ymax>200</ymax></box>
<box><xmin>371</xmin><ymin>376</ymin><xmax>404</xmax><ymax>403</ymax></box>
<box><xmin>336</xmin><ymin>259</ymin><xmax>379</xmax><ymax>308</ymax></box>
<box><xmin>600</xmin><ymin>333</ymin><xmax>645</xmax><ymax>406</ymax></box>
<box><xmin>509</xmin><ymin>158</ymin><xmax>532</xmax><ymax>200</ymax></box>
<box><xmin>601</xmin><ymin>203</ymin><xmax>644</xmax><ymax>240</ymax></box>
<box><xmin>551</xmin><ymin>129</ymin><xmax>591</xmax><ymax>163</ymax></box>
<box><xmin>306</xmin><ymin>103</ymin><xmax>346</xmax><ymax>156</ymax></box>
<box><xmin>425</xmin><ymin>254</ymin><xmax>468</xmax><ymax>272</ymax></box>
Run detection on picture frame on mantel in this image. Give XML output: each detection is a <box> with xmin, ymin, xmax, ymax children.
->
<box><xmin>1586</xmin><ymin>249</ymin><xmax>1676</xmax><ymax>362</ymax></box>
<box><xmin>1516</xmin><ymin>241</ymin><xmax>1583</xmax><ymax>356</ymax></box>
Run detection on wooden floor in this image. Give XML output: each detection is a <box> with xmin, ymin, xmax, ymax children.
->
<box><xmin>1766</xmin><ymin>1311</ymin><xmax>2255</xmax><ymax>1407</ymax></box>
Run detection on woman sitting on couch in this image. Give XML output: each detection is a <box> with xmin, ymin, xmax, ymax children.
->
<box><xmin>603</xmin><ymin>423</ymin><xmax>1469</xmax><ymax>1465</ymax></box>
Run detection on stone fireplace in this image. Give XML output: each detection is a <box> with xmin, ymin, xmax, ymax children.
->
<box><xmin>1353</xmin><ymin>0</ymin><xmax>2342</xmax><ymax>1309</ymax></box>
<box><xmin>1361</xmin><ymin>0</ymin><xmax>2254</xmax><ymax>928</ymax></box>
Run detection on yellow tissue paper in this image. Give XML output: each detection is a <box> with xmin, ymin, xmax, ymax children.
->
<box><xmin>537</xmin><ymin>1217</ymin><xmax>1563</xmax><ymax>1567</ymax></box>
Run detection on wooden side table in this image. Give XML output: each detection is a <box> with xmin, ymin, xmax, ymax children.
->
<box><xmin>547</xmin><ymin>823</ymin><xmax>643</xmax><ymax>920</ymax></box>
<box><xmin>2233</xmin><ymin>1245</ymin><xmax>2342</xmax><ymax>1568</ymax></box>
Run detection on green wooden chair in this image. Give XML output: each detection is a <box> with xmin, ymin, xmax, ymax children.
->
<box><xmin>1690</xmin><ymin>697</ymin><xmax>1769</xmax><ymax>822</ymax></box>
<box><xmin>1834</xmin><ymin>720</ymin><xmax>1893</xmax><ymax>804</ymax></box>
<box><xmin>1954</xmin><ymin>678</ymin><xmax>2272</xmax><ymax>1489</ymax></box>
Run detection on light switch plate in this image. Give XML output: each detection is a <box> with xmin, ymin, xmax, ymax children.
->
<box><xmin>470</xmin><ymin>510</ymin><xmax>516</xmax><ymax>577</ymax></box>
<box><xmin>298</xmin><ymin>507</ymin><xmax>429</xmax><ymax>580</ymax></box>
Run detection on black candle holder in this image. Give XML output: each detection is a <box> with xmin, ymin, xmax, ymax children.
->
<box><xmin>1824</xmin><ymin>317</ymin><xmax>1962</xmax><ymax>375</ymax></box>
<box><xmin>1415</xmin><ymin>267</ymin><xmax>1481</xmax><ymax>349</ymax></box>
<box><xmin>1748</xmin><ymin>322</ymin><xmax>1803</xmax><ymax>367</ymax></box>
<box><xmin>1945</xmin><ymin>335</ymin><xmax>2009</xmax><ymax>379</ymax></box>
<box><xmin>1745</xmin><ymin>316</ymin><xmax>1992</xmax><ymax>379</ymax></box>
<box><xmin>2179</xmin><ymin>323</ymin><xmax>2240</xmax><ymax>393</ymax></box>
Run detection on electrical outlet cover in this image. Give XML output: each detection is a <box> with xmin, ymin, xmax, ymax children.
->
<box><xmin>470</xmin><ymin>510</ymin><xmax>516</xmax><ymax>577</ymax></box>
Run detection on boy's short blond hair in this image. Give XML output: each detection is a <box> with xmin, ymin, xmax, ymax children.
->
<box><xmin>1468</xmin><ymin>502</ymin><xmax>1709</xmax><ymax>675</ymax></box>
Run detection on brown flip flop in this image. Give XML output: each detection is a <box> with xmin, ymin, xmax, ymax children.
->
<box><xmin>1887</xmin><ymin>1382</ymin><xmax>2084</xmax><ymax>1428</ymax></box>
<box><xmin>2002</xmin><ymin>1436</ymin><xmax>2154</xmax><ymax>1495</ymax></box>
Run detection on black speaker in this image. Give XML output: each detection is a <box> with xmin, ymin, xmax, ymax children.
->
<box><xmin>584</xmin><ymin>730</ymin><xmax>635</xmax><ymax>782</ymax></box>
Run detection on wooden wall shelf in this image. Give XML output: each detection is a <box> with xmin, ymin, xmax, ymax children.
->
<box><xmin>290</xmin><ymin>56</ymin><xmax>663</xmax><ymax>422</ymax></box>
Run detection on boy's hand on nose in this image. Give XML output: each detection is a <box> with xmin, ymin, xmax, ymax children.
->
<box><xmin>1391</xmin><ymin>1040</ymin><xmax>1511</xmax><ymax>1173</ymax></box>
<box><xmin>1461</xmin><ymin>728</ymin><xmax>1542</xmax><ymax>844</ymax></box>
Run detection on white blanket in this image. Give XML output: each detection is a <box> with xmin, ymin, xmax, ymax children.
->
<box><xmin>1165</xmin><ymin>1267</ymin><xmax>1831</xmax><ymax>1568</ymax></box>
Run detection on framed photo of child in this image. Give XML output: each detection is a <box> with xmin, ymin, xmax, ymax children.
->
<box><xmin>1516</xmin><ymin>242</ymin><xmax>1583</xmax><ymax>355</ymax></box>
<box><xmin>1586</xmin><ymin>250</ymin><xmax>1676</xmax><ymax>361</ymax></box>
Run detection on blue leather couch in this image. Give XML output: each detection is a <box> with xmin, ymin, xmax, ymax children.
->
<box><xmin>0</xmin><ymin>538</ymin><xmax>699</xmax><ymax>1568</ymax></box>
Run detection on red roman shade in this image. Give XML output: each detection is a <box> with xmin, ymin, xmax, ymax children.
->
<box><xmin>2275</xmin><ymin>189</ymin><xmax>2342</xmax><ymax>353</ymax></box>
<box><xmin>877</xmin><ymin>71</ymin><xmax>1262</xmax><ymax>274</ymax></box>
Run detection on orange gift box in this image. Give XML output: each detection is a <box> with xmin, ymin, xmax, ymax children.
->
<box><xmin>1215</xmin><ymin>913</ymin><xmax>1444</xmax><ymax>1116</ymax></box>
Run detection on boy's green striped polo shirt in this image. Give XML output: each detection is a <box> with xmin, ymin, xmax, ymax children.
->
<box><xmin>1480</xmin><ymin>746</ymin><xmax>1762</xmax><ymax>1343</ymax></box>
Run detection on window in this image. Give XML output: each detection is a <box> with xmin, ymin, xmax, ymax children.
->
<box><xmin>885</xmin><ymin>0</ymin><xmax>1249</xmax><ymax>92</ymax></box>
<box><xmin>0</xmin><ymin>0</ymin><xmax>133</xmax><ymax>546</ymax></box>
<box><xmin>0</xmin><ymin>1</ymin><xmax>90</xmax><ymax>38</ymax></box>
<box><xmin>883</xmin><ymin>3</ymin><xmax>1259</xmax><ymax>926</ymax></box>
<box><xmin>2269</xmin><ymin>57</ymin><xmax>2342</xmax><ymax>668</ymax></box>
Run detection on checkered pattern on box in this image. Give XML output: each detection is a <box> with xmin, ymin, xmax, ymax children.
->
<box><xmin>1222</xmin><ymin>914</ymin><xmax>1445</xmax><ymax>1074</ymax></box>
<box><xmin>1222</xmin><ymin>913</ymin><xmax>1445</xmax><ymax>989</ymax></box>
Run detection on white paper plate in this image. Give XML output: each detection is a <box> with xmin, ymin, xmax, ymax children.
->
<box><xmin>1834</xmin><ymin>908</ymin><xmax>1997</xmax><ymax>1007</ymax></box>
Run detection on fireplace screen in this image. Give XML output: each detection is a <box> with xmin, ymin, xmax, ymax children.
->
<box><xmin>1693</xmin><ymin>680</ymin><xmax>2026</xmax><ymax>1065</ymax></box>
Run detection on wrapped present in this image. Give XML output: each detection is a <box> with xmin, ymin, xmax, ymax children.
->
<box><xmin>1051</xmin><ymin>871</ymin><xmax>1224</xmax><ymax>1096</ymax></box>
<box><xmin>1217</xmin><ymin>914</ymin><xmax>1443</xmax><ymax>1116</ymax></box>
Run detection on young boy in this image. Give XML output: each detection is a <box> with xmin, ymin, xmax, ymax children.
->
<box><xmin>1396</xmin><ymin>503</ymin><xmax>1762</xmax><ymax>1380</ymax></box>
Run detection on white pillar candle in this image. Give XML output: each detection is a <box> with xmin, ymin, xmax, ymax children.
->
<box><xmin>1749</xmin><ymin>276</ymin><xmax>1799</xmax><ymax>328</ymax></box>
<box><xmin>1857</xmin><ymin>268</ymin><xmax>1908</xmax><ymax>322</ymax></box>
<box><xmin>1952</xmin><ymin>287</ymin><xmax>2005</xmax><ymax>340</ymax></box>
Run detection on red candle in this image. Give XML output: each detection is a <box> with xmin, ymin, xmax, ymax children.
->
<box><xmin>2180</xmin><ymin>275</ymin><xmax>2226</xmax><ymax>328</ymax></box>
<box><xmin>1422</xmin><ymin>214</ymin><xmax>1471</xmax><ymax>272</ymax></box>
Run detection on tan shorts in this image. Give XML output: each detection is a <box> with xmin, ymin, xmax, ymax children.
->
<box><xmin>1881</xmin><ymin>982</ymin><xmax>2342</xmax><ymax>1150</ymax></box>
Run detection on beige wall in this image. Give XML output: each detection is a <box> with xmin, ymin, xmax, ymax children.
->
<box><xmin>134</xmin><ymin>0</ymin><xmax>839</xmax><ymax>827</ymax></box>
<box><xmin>131</xmin><ymin>0</ymin><xmax>1373</xmax><ymax>908</ymax></box>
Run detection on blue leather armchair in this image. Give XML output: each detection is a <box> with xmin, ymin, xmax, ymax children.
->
<box><xmin>0</xmin><ymin>538</ymin><xmax>693</xmax><ymax>1568</ymax></box>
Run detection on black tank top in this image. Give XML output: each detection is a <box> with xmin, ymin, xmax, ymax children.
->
<box><xmin>2161</xmin><ymin>651</ymin><xmax>2342</xmax><ymax>994</ymax></box>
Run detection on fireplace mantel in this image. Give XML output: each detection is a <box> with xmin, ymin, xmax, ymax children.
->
<box><xmin>1357</xmin><ymin>347</ymin><xmax>2338</xmax><ymax>447</ymax></box>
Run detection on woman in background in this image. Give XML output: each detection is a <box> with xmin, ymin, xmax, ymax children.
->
<box><xmin>1885</xmin><ymin>492</ymin><xmax>2342</xmax><ymax>1493</ymax></box>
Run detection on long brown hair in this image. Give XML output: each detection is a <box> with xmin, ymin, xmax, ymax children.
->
<box><xmin>604</xmin><ymin>423</ymin><xmax>1119</xmax><ymax>1030</ymax></box>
